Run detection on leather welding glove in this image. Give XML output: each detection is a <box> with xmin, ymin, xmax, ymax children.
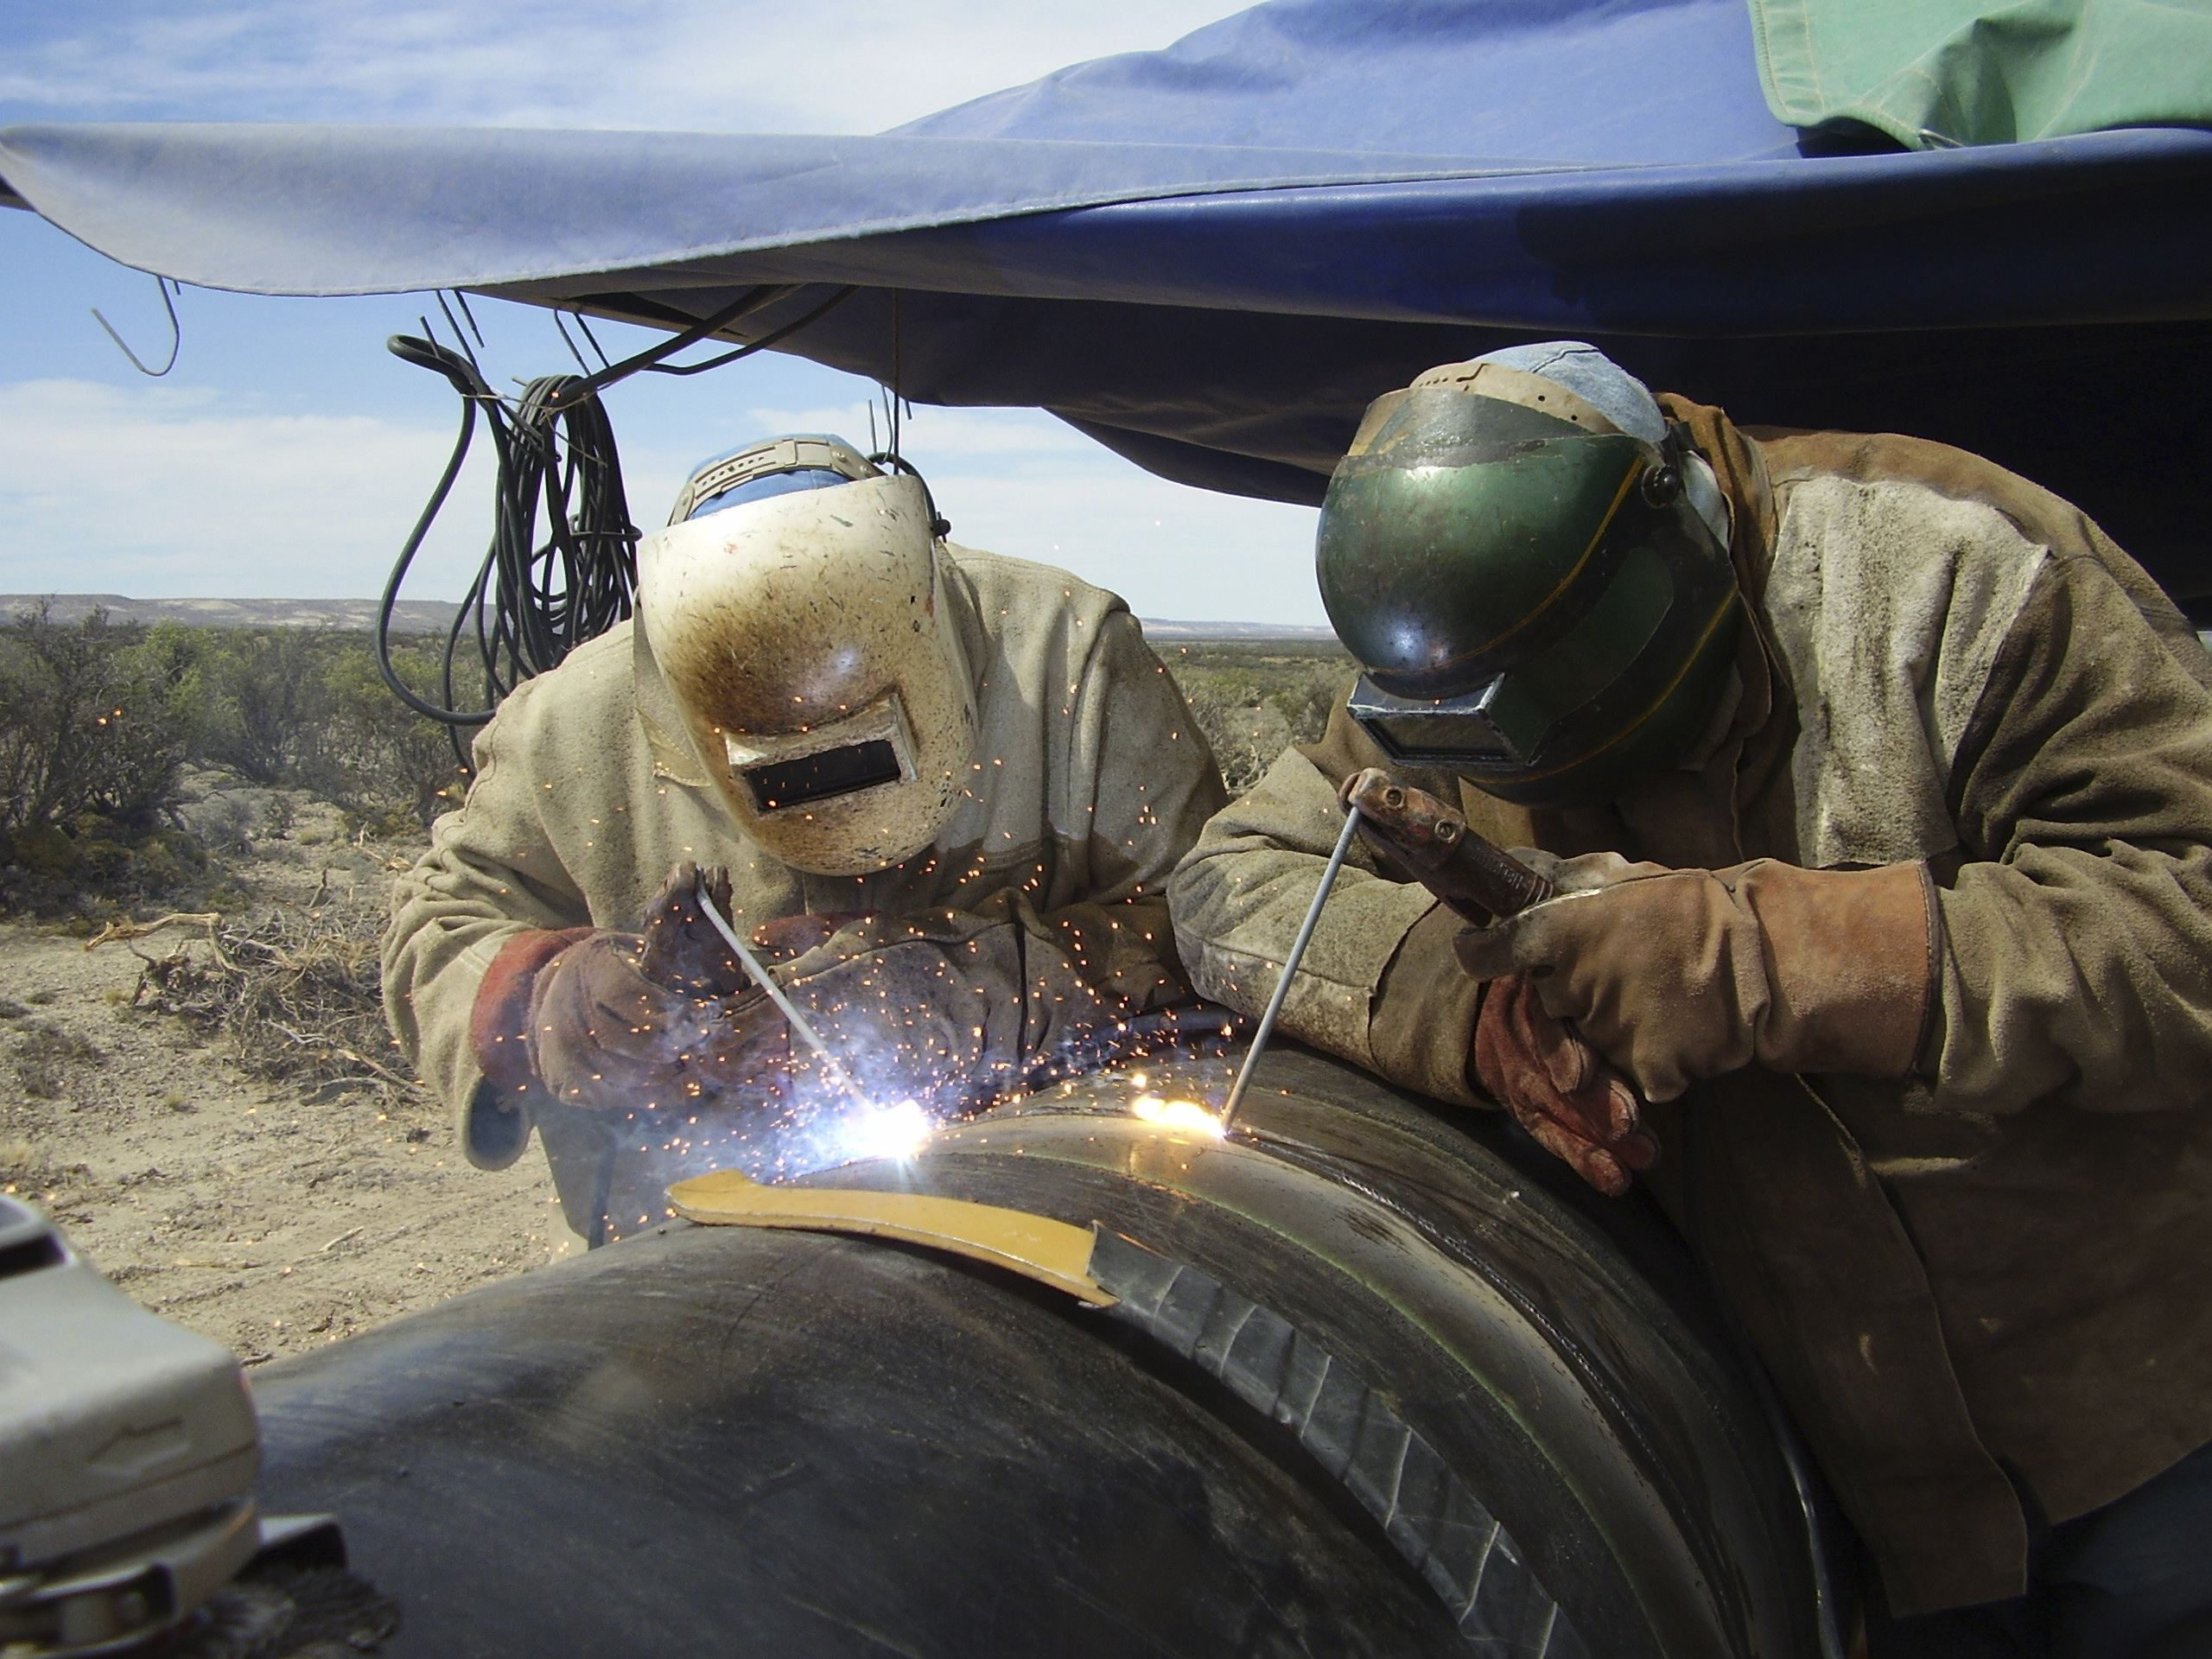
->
<box><xmin>1473</xmin><ymin>972</ymin><xmax>1656</xmax><ymax>1197</ymax></box>
<box><xmin>1455</xmin><ymin>854</ymin><xmax>1938</xmax><ymax>1104</ymax></box>
<box><xmin>470</xmin><ymin>864</ymin><xmax>856</xmax><ymax>1114</ymax></box>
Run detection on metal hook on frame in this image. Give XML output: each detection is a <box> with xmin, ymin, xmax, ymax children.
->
<box><xmin>91</xmin><ymin>276</ymin><xmax>182</xmax><ymax>377</ymax></box>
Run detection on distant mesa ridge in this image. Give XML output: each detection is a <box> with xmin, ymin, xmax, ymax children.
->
<box><xmin>1</xmin><ymin>594</ymin><xmax>1338</xmax><ymax>641</ymax></box>
<box><xmin>0</xmin><ymin>594</ymin><xmax>463</xmax><ymax>633</ymax></box>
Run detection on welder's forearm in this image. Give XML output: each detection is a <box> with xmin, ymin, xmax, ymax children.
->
<box><xmin>1934</xmin><ymin>848</ymin><xmax>2212</xmax><ymax>1115</ymax></box>
<box><xmin>1172</xmin><ymin>845</ymin><xmax>1441</xmax><ymax>1077</ymax></box>
<box><xmin>383</xmin><ymin>841</ymin><xmax>590</xmax><ymax>1126</ymax></box>
<box><xmin>381</xmin><ymin>916</ymin><xmax>522</xmax><ymax>1130</ymax></box>
<box><xmin>1168</xmin><ymin>747</ymin><xmax>1443</xmax><ymax>1078</ymax></box>
<box><xmin>1936</xmin><ymin>557</ymin><xmax>2212</xmax><ymax>1115</ymax></box>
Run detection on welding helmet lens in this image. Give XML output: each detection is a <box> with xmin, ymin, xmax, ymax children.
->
<box><xmin>742</xmin><ymin>739</ymin><xmax>905</xmax><ymax>811</ymax></box>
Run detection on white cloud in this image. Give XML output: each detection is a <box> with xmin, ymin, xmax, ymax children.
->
<box><xmin>584</xmin><ymin>397</ymin><xmax>1328</xmax><ymax>626</ymax></box>
<box><xmin>0</xmin><ymin>377</ymin><xmax>1327</xmax><ymax>625</ymax></box>
<box><xmin>924</xmin><ymin>472</ymin><xmax>1323</xmax><ymax>627</ymax></box>
<box><xmin>0</xmin><ymin>378</ymin><xmax>490</xmax><ymax>598</ymax></box>
<box><xmin>2</xmin><ymin>2</ymin><xmax>1249</xmax><ymax>135</ymax></box>
<box><xmin>1</xmin><ymin>3</ymin><xmax>1331</xmax><ymax>623</ymax></box>
<box><xmin>642</xmin><ymin>397</ymin><xmax>1327</xmax><ymax>624</ymax></box>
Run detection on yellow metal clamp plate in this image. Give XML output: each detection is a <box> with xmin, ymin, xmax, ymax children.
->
<box><xmin>667</xmin><ymin>1168</ymin><xmax>1116</xmax><ymax>1307</ymax></box>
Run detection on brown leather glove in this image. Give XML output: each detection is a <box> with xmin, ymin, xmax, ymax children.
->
<box><xmin>1473</xmin><ymin>973</ymin><xmax>1656</xmax><ymax>1197</ymax></box>
<box><xmin>526</xmin><ymin>867</ymin><xmax>795</xmax><ymax>1111</ymax></box>
<box><xmin>472</xmin><ymin>925</ymin><xmax>596</xmax><ymax>1093</ymax></box>
<box><xmin>1455</xmin><ymin>855</ymin><xmax>1938</xmax><ymax>1103</ymax></box>
<box><xmin>470</xmin><ymin>866</ymin><xmax>861</xmax><ymax>1112</ymax></box>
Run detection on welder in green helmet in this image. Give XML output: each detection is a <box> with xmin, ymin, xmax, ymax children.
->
<box><xmin>1168</xmin><ymin>341</ymin><xmax>2212</xmax><ymax>1649</ymax></box>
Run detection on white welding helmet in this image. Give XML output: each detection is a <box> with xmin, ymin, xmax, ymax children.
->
<box><xmin>636</xmin><ymin>435</ymin><xmax>976</xmax><ymax>877</ymax></box>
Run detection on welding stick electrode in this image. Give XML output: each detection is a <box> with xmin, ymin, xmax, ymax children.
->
<box><xmin>692</xmin><ymin>886</ymin><xmax>874</xmax><ymax>1108</ymax></box>
<box><xmin>1219</xmin><ymin>804</ymin><xmax>1363</xmax><ymax>1127</ymax></box>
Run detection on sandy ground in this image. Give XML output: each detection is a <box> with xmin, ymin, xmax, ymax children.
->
<box><xmin>0</xmin><ymin>810</ymin><xmax>560</xmax><ymax>1366</ymax></box>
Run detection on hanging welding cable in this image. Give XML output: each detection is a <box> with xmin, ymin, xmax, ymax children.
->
<box><xmin>863</xmin><ymin>290</ymin><xmax>952</xmax><ymax>540</ymax></box>
<box><xmin>377</xmin><ymin>282</ymin><xmax>861</xmax><ymax>763</ymax></box>
<box><xmin>90</xmin><ymin>275</ymin><xmax>184</xmax><ymax>377</ymax></box>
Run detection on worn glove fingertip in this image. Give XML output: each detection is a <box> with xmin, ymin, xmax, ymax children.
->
<box><xmin>1452</xmin><ymin>924</ymin><xmax>1518</xmax><ymax>981</ymax></box>
<box><xmin>1580</xmin><ymin>1151</ymin><xmax>1634</xmax><ymax>1198</ymax></box>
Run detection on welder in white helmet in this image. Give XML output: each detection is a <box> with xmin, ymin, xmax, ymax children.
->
<box><xmin>383</xmin><ymin>435</ymin><xmax>1224</xmax><ymax>1236</ymax></box>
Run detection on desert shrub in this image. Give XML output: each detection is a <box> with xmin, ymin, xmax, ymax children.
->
<box><xmin>1159</xmin><ymin>641</ymin><xmax>1355</xmax><ymax>796</ymax></box>
<box><xmin>320</xmin><ymin>640</ymin><xmax>469</xmax><ymax>827</ymax></box>
<box><xmin>0</xmin><ymin>612</ymin><xmax>473</xmax><ymax>911</ymax></box>
<box><xmin>0</xmin><ymin>606</ymin><xmax>207</xmax><ymax>911</ymax></box>
<box><xmin>0</xmin><ymin>605</ymin><xmax>192</xmax><ymax>838</ymax></box>
<box><xmin>186</xmin><ymin>626</ymin><xmax>346</xmax><ymax>792</ymax></box>
<box><xmin>130</xmin><ymin>897</ymin><xmax>415</xmax><ymax>1096</ymax></box>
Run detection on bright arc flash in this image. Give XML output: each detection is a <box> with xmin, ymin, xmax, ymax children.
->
<box><xmin>848</xmin><ymin>1098</ymin><xmax>933</xmax><ymax>1161</ymax></box>
<box><xmin>1131</xmin><ymin>1096</ymin><xmax>1227</xmax><ymax>1138</ymax></box>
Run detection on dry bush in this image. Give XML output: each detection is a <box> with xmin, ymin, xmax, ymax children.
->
<box><xmin>0</xmin><ymin>618</ymin><xmax>466</xmax><ymax>913</ymax></box>
<box><xmin>0</xmin><ymin>605</ymin><xmax>191</xmax><ymax>839</ymax></box>
<box><xmin>1160</xmin><ymin>641</ymin><xmax>1357</xmax><ymax>797</ymax></box>
<box><xmin>320</xmin><ymin>642</ymin><xmax>469</xmax><ymax>829</ymax></box>
<box><xmin>1179</xmin><ymin>686</ymin><xmax>1294</xmax><ymax>796</ymax></box>
<box><xmin>130</xmin><ymin>893</ymin><xmax>416</xmax><ymax>1100</ymax></box>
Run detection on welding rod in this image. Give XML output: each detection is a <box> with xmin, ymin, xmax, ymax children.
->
<box><xmin>1219</xmin><ymin>804</ymin><xmax>1363</xmax><ymax>1128</ymax></box>
<box><xmin>693</xmin><ymin>887</ymin><xmax>873</xmax><ymax>1107</ymax></box>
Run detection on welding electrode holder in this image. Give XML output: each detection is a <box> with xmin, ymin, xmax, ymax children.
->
<box><xmin>1338</xmin><ymin>767</ymin><xmax>1555</xmax><ymax>922</ymax></box>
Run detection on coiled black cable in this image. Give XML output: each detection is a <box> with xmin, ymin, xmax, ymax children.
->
<box><xmin>378</xmin><ymin>284</ymin><xmax>860</xmax><ymax>764</ymax></box>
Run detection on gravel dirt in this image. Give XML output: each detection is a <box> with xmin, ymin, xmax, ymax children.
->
<box><xmin>0</xmin><ymin>801</ymin><xmax>560</xmax><ymax>1366</ymax></box>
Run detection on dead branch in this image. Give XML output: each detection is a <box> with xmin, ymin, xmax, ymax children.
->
<box><xmin>82</xmin><ymin>912</ymin><xmax>221</xmax><ymax>952</ymax></box>
<box><xmin>128</xmin><ymin>889</ymin><xmax>417</xmax><ymax>1098</ymax></box>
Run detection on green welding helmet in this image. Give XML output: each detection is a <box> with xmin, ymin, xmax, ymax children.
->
<box><xmin>1317</xmin><ymin>356</ymin><xmax>1741</xmax><ymax>808</ymax></box>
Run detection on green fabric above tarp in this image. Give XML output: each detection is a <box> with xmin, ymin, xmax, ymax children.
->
<box><xmin>1749</xmin><ymin>0</ymin><xmax>2212</xmax><ymax>149</ymax></box>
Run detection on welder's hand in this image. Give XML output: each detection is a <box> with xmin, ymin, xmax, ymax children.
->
<box><xmin>1473</xmin><ymin>973</ymin><xmax>1655</xmax><ymax>1197</ymax></box>
<box><xmin>1505</xmin><ymin>848</ymin><xmax>1669</xmax><ymax>894</ymax></box>
<box><xmin>522</xmin><ymin>928</ymin><xmax>791</xmax><ymax>1113</ymax></box>
<box><xmin>1454</xmin><ymin>855</ymin><xmax>1936</xmax><ymax>1103</ymax></box>
<box><xmin>471</xmin><ymin>863</ymin><xmax>792</xmax><ymax>1113</ymax></box>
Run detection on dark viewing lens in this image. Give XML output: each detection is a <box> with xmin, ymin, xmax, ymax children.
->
<box><xmin>1370</xmin><ymin>712</ymin><xmax>1517</xmax><ymax>761</ymax></box>
<box><xmin>745</xmin><ymin>741</ymin><xmax>903</xmax><ymax>810</ymax></box>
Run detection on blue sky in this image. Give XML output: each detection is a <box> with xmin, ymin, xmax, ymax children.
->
<box><xmin>0</xmin><ymin>1</ymin><xmax>1327</xmax><ymax>625</ymax></box>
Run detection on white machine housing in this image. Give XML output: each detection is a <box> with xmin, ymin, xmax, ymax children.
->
<box><xmin>0</xmin><ymin>1194</ymin><xmax>263</xmax><ymax>1654</ymax></box>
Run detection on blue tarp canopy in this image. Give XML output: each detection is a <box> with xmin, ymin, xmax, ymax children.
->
<box><xmin>4</xmin><ymin>0</ymin><xmax>2209</xmax><ymax>603</ymax></box>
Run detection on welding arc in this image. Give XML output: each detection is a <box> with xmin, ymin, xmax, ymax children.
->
<box><xmin>1220</xmin><ymin>804</ymin><xmax>1363</xmax><ymax>1128</ymax></box>
<box><xmin>691</xmin><ymin>887</ymin><xmax>874</xmax><ymax>1110</ymax></box>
